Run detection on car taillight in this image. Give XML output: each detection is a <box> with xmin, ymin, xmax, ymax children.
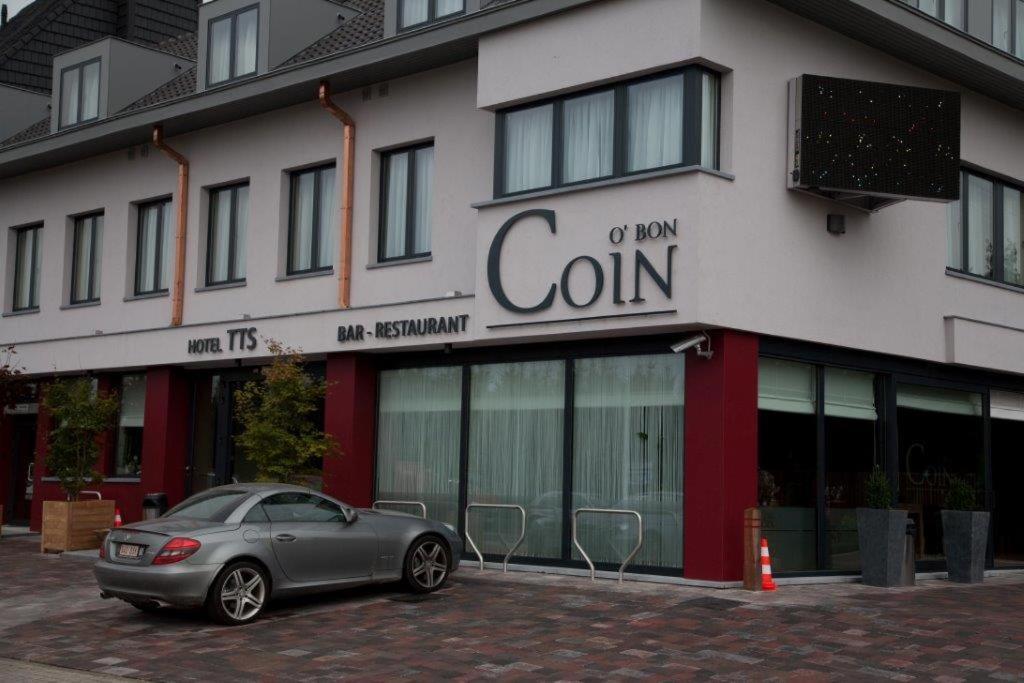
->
<box><xmin>152</xmin><ymin>537</ymin><xmax>201</xmax><ymax>565</ymax></box>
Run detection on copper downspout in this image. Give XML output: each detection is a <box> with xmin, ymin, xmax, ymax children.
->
<box><xmin>317</xmin><ymin>80</ymin><xmax>355</xmax><ymax>309</ymax></box>
<box><xmin>152</xmin><ymin>125</ymin><xmax>189</xmax><ymax>327</ymax></box>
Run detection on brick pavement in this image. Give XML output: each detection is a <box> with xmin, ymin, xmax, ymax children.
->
<box><xmin>1</xmin><ymin>535</ymin><xmax>1024</xmax><ymax>681</ymax></box>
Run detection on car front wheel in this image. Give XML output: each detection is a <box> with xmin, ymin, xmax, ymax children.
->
<box><xmin>404</xmin><ymin>536</ymin><xmax>450</xmax><ymax>593</ymax></box>
<box><xmin>207</xmin><ymin>561</ymin><xmax>269</xmax><ymax>625</ymax></box>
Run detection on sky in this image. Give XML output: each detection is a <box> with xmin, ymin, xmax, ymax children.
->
<box><xmin>4</xmin><ymin>0</ymin><xmax>34</xmax><ymax>20</ymax></box>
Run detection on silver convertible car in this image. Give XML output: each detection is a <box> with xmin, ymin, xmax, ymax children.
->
<box><xmin>94</xmin><ymin>484</ymin><xmax>462</xmax><ymax>625</ymax></box>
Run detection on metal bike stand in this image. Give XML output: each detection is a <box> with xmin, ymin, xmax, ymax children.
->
<box><xmin>572</xmin><ymin>508</ymin><xmax>644</xmax><ymax>584</ymax></box>
<box><xmin>371</xmin><ymin>500</ymin><xmax>427</xmax><ymax>519</ymax></box>
<box><xmin>464</xmin><ymin>503</ymin><xmax>526</xmax><ymax>572</ymax></box>
<box><xmin>80</xmin><ymin>490</ymin><xmax>103</xmax><ymax>500</ymax></box>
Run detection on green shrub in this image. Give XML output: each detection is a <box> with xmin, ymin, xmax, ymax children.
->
<box><xmin>944</xmin><ymin>476</ymin><xmax>978</xmax><ymax>511</ymax></box>
<box><xmin>44</xmin><ymin>378</ymin><xmax>119</xmax><ymax>500</ymax></box>
<box><xmin>864</xmin><ymin>465</ymin><xmax>892</xmax><ymax>510</ymax></box>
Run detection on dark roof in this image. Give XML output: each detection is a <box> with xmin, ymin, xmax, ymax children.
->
<box><xmin>280</xmin><ymin>0</ymin><xmax>385</xmax><ymax>67</ymax></box>
<box><xmin>0</xmin><ymin>115</ymin><xmax>50</xmax><ymax>147</ymax></box>
<box><xmin>122</xmin><ymin>63</ymin><xmax>195</xmax><ymax>112</ymax></box>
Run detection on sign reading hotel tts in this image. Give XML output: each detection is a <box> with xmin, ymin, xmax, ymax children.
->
<box><xmin>487</xmin><ymin>209</ymin><xmax>678</xmax><ymax>313</ymax></box>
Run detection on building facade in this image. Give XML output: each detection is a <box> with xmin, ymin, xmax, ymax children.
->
<box><xmin>0</xmin><ymin>0</ymin><xmax>1023</xmax><ymax>582</ymax></box>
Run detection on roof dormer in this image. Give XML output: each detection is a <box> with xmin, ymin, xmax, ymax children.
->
<box><xmin>51</xmin><ymin>38</ymin><xmax>194</xmax><ymax>133</ymax></box>
<box><xmin>197</xmin><ymin>0</ymin><xmax>358</xmax><ymax>91</ymax></box>
<box><xmin>384</xmin><ymin>0</ymin><xmax>480</xmax><ymax>38</ymax></box>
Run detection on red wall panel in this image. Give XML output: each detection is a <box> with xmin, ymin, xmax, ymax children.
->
<box><xmin>323</xmin><ymin>354</ymin><xmax>377</xmax><ymax>508</ymax></box>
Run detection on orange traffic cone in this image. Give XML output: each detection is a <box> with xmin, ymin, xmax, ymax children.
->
<box><xmin>760</xmin><ymin>538</ymin><xmax>777</xmax><ymax>591</ymax></box>
<box><xmin>114</xmin><ymin>508</ymin><xmax>123</xmax><ymax>528</ymax></box>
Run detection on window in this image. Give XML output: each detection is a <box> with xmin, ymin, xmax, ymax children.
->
<box><xmin>114</xmin><ymin>374</ymin><xmax>146</xmax><ymax>477</ymax></box>
<box><xmin>207</xmin><ymin>6</ymin><xmax>258</xmax><ymax>86</ymax></box>
<box><xmin>261</xmin><ymin>492</ymin><xmax>347</xmax><ymax>523</ymax></box>
<box><xmin>948</xmin><ymin>169</ymin><xmax>1024</xmax><ymax>287</ymax></box>
<box><xmin>380</xmin><ymin>144</ymin><xmax>433</xmax><ymax>262</ymax></box>
<box><xmin>135</xmin><ymin>199</ymin><xmax>172</xmax><ymax>296</ymax></box>
<box><xmin>166</xmin><ymin>489</ymin><xmax>251</xmax><ymax>521</ymax></box>
<box><xmin>496</xmin><ymin>67</ymin><xmax>720</xmax><ymax>197</ymax></box>
<box><xmin>11</xmin><ymin>225</ymin><xmax>41</xmax><ymax>312</ymax></box>
<box><xmin>399</xmin><ymin>0</ymin><xmax>464</xmax><ymax>30</ymax></box>
<box><xmin>288</xmin><ymin>165</ymin><xmax>336</xmax><ymax>275</ymax></box>
<box><xmin>59</xmin><ymin>59</ymin><xmax>100</xmax><ymax>128</ymax></box>
<box><xmin>70</xmin><ymin>213</ymin><xmax>102</xmax><ymax>305</ymax></box>
<box><xmin>206</xmin><ymin>183</ymin><xmax>249</xmax><ymax>286</ymax></box>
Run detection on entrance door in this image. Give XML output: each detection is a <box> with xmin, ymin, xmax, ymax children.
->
<box><xmin>7</xmin><ymin>416</ymin><xmax>37</xmax><ymax>524</ymax></box>
<box><xmin>187</xmin><ymin>370</ymin><xmax>258</xmax><ymax>495</ymax></box>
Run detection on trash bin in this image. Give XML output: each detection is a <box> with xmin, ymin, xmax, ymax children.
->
<box><xmin>142</xmin><ymin>493</ymin><xmax>168</xmax><ymax>521</ymax></box>
<box><xmin>902</xmin><ymin>517</ymin><xmax>917</xmax><ymax>586</ymax></box>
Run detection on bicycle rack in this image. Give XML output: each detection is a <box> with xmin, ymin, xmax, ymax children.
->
<box><xmin>572</xmin><ymin>508</ymin><xmax>644</xmax><ymax>584</ymax></box>
<box><xmin>464</xmin><ymin>503</ymin><xmax>526</xmax><ymax>572</ymax></box>
<box><xmin>372</xmin><ymin>500</ymin><xmax>427</xmax><ymax>518</ymax></box>
<box><xmin>79</xmin><ymin>490</ymin><xmax>103</xmax><ymax>500</ymax></box>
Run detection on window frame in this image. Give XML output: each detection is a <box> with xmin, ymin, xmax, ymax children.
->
<box><xmin>70</xmin><ymin>212</ymin><xmax>102</xmax><ymax>305</ymax></box>
<box><xmin>58</xmin><ymin>57</ymin><xmax>102</xmax><ymax>130</ymax></box>
<box><xmin>951</xmin><ymin>167</ymin><xmax>1024</xmax><ymax>288</ymax></box>
<box><xmin>206</xmin><ymin>4</ymin><xmax>260</xmax><ymax>87</ymax></box>
<box><xmin>493</xmin><ymin>66</ymin><xmax>720</xmax><ymax>199</ymax></box>
<box><xmin>11</xmin><ymin>224</ymin><xmax>41</xmax><ymax>312</ymax></box>
<box><xmin>287</xmin><ymin>164</ymin><xmax>336</xmax><ymax>276</ymax></box>
<box><xmin>134</xmin><ymin>198</ymin><xmax>172</xmax><ymax>297</ymax></box>
<box><xmin>205</xmin><ymin>182</ymin><xmax>249</xmax><ymax>287</ymax></box>
<box><xmin>397</xmin><ymin>0</ymin><xmax>466</xmax><ymax>32</ymax></box>
<box><xmin>378</xmin><ymin>142</ymin><xmax>435</xmax><ymax>263</ymax></box>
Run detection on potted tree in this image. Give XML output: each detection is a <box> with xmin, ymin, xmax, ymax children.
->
<box><xmin>942</xmin><ymin>476</ymin><xmax>989</xmax><ymax>584</ymax></box>
<box><xmin>41</xmin><ymin>378</ymin><xmax>119</xmax><ymax>553</ymax></box>
<box><xmin>856</xmin><ymin>465</ymin><xmax>907</xmax><ymax>587</ymax></box>
<box><xmin>234</xmin><ymin>340</ymin><xmax>338</xmax><ymax>485</ymax></box>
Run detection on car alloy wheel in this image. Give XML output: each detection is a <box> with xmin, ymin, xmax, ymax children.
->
<box><xmin>219</xmin><ymin>566</ymin><xmax>266</xmax><ymax>623</ymax></box>
<box><xmin>409</xmin><ymin>538</ymin><xmax>449</xmax><ymax>592</ymax></box>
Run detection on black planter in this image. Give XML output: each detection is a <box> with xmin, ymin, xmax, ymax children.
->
<box><xmin>857</xmin><ymin>508</ymin><xmax>907</xmax><ymax>587</ymax></box>
<box><xmin>941</xmin><ymin>510</ymin><xmax>990</xmax><ymax>584</ymax></box>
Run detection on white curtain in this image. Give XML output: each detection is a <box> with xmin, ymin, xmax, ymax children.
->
<box><xmin>701</xmin><ymin>71</ymin><xmax>719</xmax><ymax>169</ymax></box>
<box><xmin>504</xmin><ymin>104</ymin><xmax>552</xmax><ymax>193</ymax></box>
<box><xmin>967</xmin><ymin>175</ymin><xmax>993</xmax><ymax>277</ymax></box>
<box><xmin>209</xmin><ymin>17</ymin><xmax>232</xmax><ymax>84</ymax></box>
<box><xmin>290</xmin><ymin>171</ymin><xmax>315</xmax><ymax>272</ymax></box>
<box><xmin>436</xmin><ymin>0</ymin><xmax>464</xmax><ymax>17</ymax></box>
<box><xmin>1005</xmin><ymin>187</ymin><xmax>1023</xmax><ymax>285</ymax></box>
<box><xmin>627</xmin><ymin>74</ymin><xmax>684</xmax><ymax>172</ymax></box>
<box><xmin>897</xmin><ymin>384</ymin><xmax>983</xmax><ymax>416</ymax></box>
<box><xmin>317</xmin><ymin>167</ymin><xmax>336</xmax><ymax>269</ymax></box>
<box><xmin>401</xmin><ymin>0</ymin><xmax>429</xmax><ymax>27</ymax></box>
<box><xmin>572</xmin><ymin>355</ymin><xmax>685</xmax><ymax>569</ymax></box>
<box><xmin>60</xmin><ymin>69</ymin><xmax>79</xmax><ymax>126</ymax></box>
<box><xmin>944</xmin><ymin>0</ymin><xmax>965</xmax><ymax>29</ymax></box>
<box><xmin>73</xmin><ymin>217</ymin><xmax>99</xmax><ymax>302</ymax></box>
<box><xmin>758</xmin><ymin>358</ymin><xmax>816</xmax><ymax>414</ymax></box>
<box><xmin>14</xmin><ymin>228</ymin><xmax>37</xmax><ymax>310</ymax></box>
<box><xmin>384</xmin><ymin>152</ymin><xmax>409</xmax><ymax>258</ymax></box>
<box><xmin>1017</xmin><ymin>1</ymin><xmax>1024</xmax><ymax>59</ymax></box>
<box><xmin>376</xmin><ymin>367</ymin><xmax>462</xmax><ymax>526</ymax></box>
<box><xmin>209</xmin><ymin>189</ymin><xmax>233</xmax><ymax>282</ymax></box>
<box><xmin>468</xmin><ymin>361</ymin><xmax>565</xmax><ymax>559</ymax></box>
<box><xmin>137</xmin><ymin>205</ymin><xmax>159</xmax><ymax>293</ymax></box>
<box><xmin>235</xmin><ymin>186</ymin><xmax>249</xmax><ymax>279</ymax></box>
<box><xmin>994</xmin><ymin>0</ymin><xmax>1012</xmax><ymax>51</ymax></box>
<box><xmin>562</xmin><ymin>90</ymin><xmax>614</xmax><ymax>184</ymax></box>
<box><xmin>235</xmin><ymin>9</ymin><xmax>258</xmax><ymax>77</ymax></box>
<box><xmin>413</xmin><ymin>147</ymin><xmax>434</xmax><ymax>254</ymax></box>
<box><xmin>81</xmin><ymin>62</ymin><xmax>100</xmax><ymax>120</ymax></box>
<box><xmin>947</xmin><ymin>198</ymin><xmax>962</xmax><ymax>269</ymax></box>
<box><xmin>992</xmin><ymin>390</ymin><xmax>1024</xmax><ymax>422</ymax></box>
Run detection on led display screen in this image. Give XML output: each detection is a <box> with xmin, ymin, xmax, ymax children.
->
<box><xmin>797</xmin><ymin>75</ymin><xmax>960</xmax><ymax>201</ymax></box>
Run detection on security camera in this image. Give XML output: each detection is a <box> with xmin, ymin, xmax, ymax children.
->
<box><xmin>670</xmin><ymin>332</ymin><xmax>714</xmax><ymax>359</ymax></box>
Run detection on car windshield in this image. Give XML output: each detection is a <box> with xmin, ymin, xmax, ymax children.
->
<box><xmin>164</xmin><ymin>490</ymin><xmax>251</xmax><ymax>522</ymax></box>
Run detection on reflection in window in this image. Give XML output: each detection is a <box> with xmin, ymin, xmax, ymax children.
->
<box><xmin>376</xmin><ymin>367</ymin><xmax>462</xmax><ymax>528</ymax></box>
<box><xmin>115</xmin><ymin>374</ymin><xmax>146</xmax><ymax>477</ymax></box>
<box><xmin>572</xmin><ymin>355</ymin><xmax>684</xmax><ymax>569</ymax></box>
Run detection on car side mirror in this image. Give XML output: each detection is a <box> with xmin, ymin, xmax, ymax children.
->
<box><xmin>343</xmin><ymin>508</ymin><xmax>359</xmax><ymax>524</ymax></box>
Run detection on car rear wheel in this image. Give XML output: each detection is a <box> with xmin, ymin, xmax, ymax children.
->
<box><xmin>404</xmin><ymin>535</ymin><xmax>450</xmax><ymax>593</ymax></box>
<box><xmin>206</xmin><ymin>561</ymin><xmax>268</xmax><ymax>626</ymax></box>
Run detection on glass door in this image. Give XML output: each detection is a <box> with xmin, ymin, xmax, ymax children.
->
<box><xmin>187</xmin><ymin>369</ymin><xmax>259</xmax><ymax>495</ymax></box>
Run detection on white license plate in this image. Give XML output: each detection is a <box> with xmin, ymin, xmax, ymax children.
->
<box><xmin>117</xmin><ymin>543</ymin><xmax>144</xmax><ymax>559</ymax></box>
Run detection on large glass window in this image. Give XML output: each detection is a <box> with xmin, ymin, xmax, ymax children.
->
<box><xmin>949</xmin><ymin>169</ymin><xmax>1024</xmax><ymax>287</ymax></box>
<box><xmin>992</xmin><ymin>390</ymin><xmax>1024</xmax><ymax>567</ymax></box>
<box><xmin>115</xmin><ymin>374</ymin><xmax>146</xmax><ymax>478</ymax></box>
<box><xmin>11</xmin><ymin>224</ymin><xmax>41</xmax><ymax>312</ymax></box>
<box><xmin>135</xmin><ymin>199</ymin><xmax>172</xmax><ymax>296</ymax></box>
<box><xmin>206</xmin><ymin>183</ymin><xmax>249</xmax><ymax>286</ymax></box>
<box><xmin>497</xmin><ymin>67</ymin><xmax>720</xmax><ymax>197</ymax></box>
<box><xmin>70</xmin><ymin>213</ymin><xmax>102</xmax><ymax>305</ymax></box>
<box><xmin>59</xmin><ymin>59</ymin><xmax>100</xmax><ymax>129</ymax></box>
<box><xmin>572</xmin><ymin>355</ymin><xmax>685</xmax><ymax>569</ymax></box>
<box><xmin>376</xmin><ymin>367</ymin><xmax>462</xmax><ymax>528</ymax></box>
<box><xmin>380</xmin><ymin>144</ymin><xmax>433</xmax><ymax>262</ymax></box>
<box><xmin>399</xmin><ymin>0</ymin><xmax>464</xmax><ymax>30</ymax></box>
<box><xmin>288</xmin><ymin>165</ymin><xmax>336</xmax><ymax>274</ymax></box>
<box><xmin>207</xmin><ymin>6</ymin><xmax>258</xmax><ymax>86</ymax></box>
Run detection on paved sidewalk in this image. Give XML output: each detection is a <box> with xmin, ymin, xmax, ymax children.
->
<box><xmin>2</xmin><ymin>534</ymin><xmax>1024</xmax><ymax>680</ymax></box>
<box><xmin>0</xmin><ymin>658</ymin><xmax>128</xmax><ymax>682</ymax></box>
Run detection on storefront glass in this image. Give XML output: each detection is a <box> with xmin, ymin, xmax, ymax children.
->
<box><xmin>114</xmin><ymin>374</ymin><xmax>146</xmax><ymax>477</ymax></box>
<box><xmin>572</xmin><ymin>354</ymin><xmax>684</xmax><ymax>569</ymax></box>
<box><xmin>187</xmin><ymin>370</ymin><xmax>260</xmax><ymax>494</ymax></box>
<box><xmin>991</xmin><ymin>390</ymin><xmax>1024</xmax><ymax>567</ymax></box>
<box><xmin>375</xmin><ymin>367</ymin><xmax>462</xmax><ymax>527</ymax></box>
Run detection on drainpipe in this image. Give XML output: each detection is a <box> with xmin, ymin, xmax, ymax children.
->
<box><xmin>152</xmin><ymin>125</ymin><xmax>189</xmax><ymax>327</ymax></box>
<box><xmin>317</xmin><ymin>81</ymin><xmax>355</xmax><ymax>309</ymax></box>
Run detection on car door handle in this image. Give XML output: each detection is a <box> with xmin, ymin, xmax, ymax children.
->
<box><xmin>274</xmin><ymin>534</ymin><xmax>296</xmax><ymax>543</ymax></box>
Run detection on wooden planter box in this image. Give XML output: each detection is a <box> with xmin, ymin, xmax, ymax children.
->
<box><xmin>41</xmin><ymin>500</ymin><xmax>115</xmax><ymax>553</ymax></box>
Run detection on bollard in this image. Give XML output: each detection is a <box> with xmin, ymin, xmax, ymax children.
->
<box><xmin>902</xmin><ymin>517</ymin><xmax>917</xmax><ymax>586</ymax></box>
<box><xmin>744</xmin><ymin>508</ymin><xmax>762</xmax><ymax>591</ymax></box>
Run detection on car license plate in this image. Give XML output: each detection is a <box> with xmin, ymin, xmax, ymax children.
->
<box><xmin>117</xmin><ymin>543</ymin><xmax>144</xmax><ymax>559</ymax></box>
